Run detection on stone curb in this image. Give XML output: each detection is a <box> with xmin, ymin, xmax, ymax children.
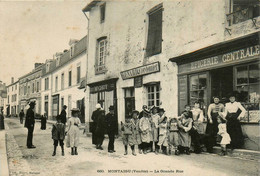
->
<box><xmin>0</xmin><ymin>130</ymin><xmax>9</xmax><ymax>176</ymax></box>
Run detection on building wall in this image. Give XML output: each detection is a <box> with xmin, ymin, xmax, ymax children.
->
<box><xmin>41</xmin><ymin>74</ymin><xmax>52</xmax><ymax>118</ymax></box>
<box><xmin>7</xmin><ymin>81</ymin><xmax>19</xmax><ymax>115</ymax></box>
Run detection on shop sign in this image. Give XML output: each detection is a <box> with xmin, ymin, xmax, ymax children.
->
<box><xmin>179</xmin><ymin>45</ymin><xmax>260</xmax><ymax>74</ymax></box>
<box><xmin>134</xmin><ymin>76</ymin><xmax>143</xmax><ymax>88</ymax></box>
<box><xmin>90</xmin><ymin>83</ymin><xmax>115</xmax><ymax>94</ymax></box>
<box><xmin>120</xmin><ymin>62</ymin><xmax>160</xmax><ymax>80</ymax></box>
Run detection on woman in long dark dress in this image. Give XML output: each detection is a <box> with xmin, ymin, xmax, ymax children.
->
<box><xmin>224</xmin><ymin>93</ymin><xmax>246</xmax><ymax>149</ymax></box>
<box><xmin>205</xmin><ymin>96</ymin><xmax>225</xmax><ymax>153</ymax></box>
<box><xmin>40</xmin><ymin>112</ymin><xmax>47</xmax><ymax>130</ymax></box>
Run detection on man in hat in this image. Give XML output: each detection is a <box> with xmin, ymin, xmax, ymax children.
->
<box><xmin>60</xmin><ymin>105</ymin><xmax>67</xmax><ymax>125</ymax></box>
<box><xmin>106</xmin><ymin>105</ymin><xmax>117</xmax><ymax>153</ymax></box>
<box><xmin>91</xmin><ymin>104</ymin><xmax>102</xmax><ymax>145</ymax></box>
<box><xmin>25</xmin><ymin>102</ymin><xmax>36</xmax><ymax>148</ymax></box>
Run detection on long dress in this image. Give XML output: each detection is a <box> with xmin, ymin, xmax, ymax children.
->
<box><xmin>158</xmin><ymin>121</ymin><xmax>168</xmax><ymax>147</ymax></box>
<box><xmin>139</xmin><ymin>117</ymin><xmax>151</xmax><ymax>143</ymax></box>
<box><xmin>66</xmin><ymin>117</ymin><xmax>81</xmax><ymax>147</ymax></box>
<box><xmin>151</xmin><ymin>113</ymin><xmax>159</xmax><ymax>142</ymax></box>
<box><xmin>205</xmin><ymin>103</ymin><xmax>224</xmax><ymax>152</ymax></box>
<box><xmin>178</xmin><ymin>117</ymin><xmax>192</xmax><ymax>148</ymax></box>
<box><xmin>191</xmin><ymin>108</ymin><xmax>204</xmax><ymax>153</ymax></box>
<box><xmin>129</xmin><ymin>118</ymin><xmax>141</xmax><ymax>146</ymax></box>
<box><xmin>224</xmin><ymin>101</ymin><xmax>246</xmax><ymax>149</ymax></box>
<box><xmin>218</xmin><ymin>123</ymin><xmax>231</xmax><ymax>145</ymax></box>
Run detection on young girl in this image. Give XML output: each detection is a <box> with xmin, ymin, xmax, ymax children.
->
<box><xmin>217</xmin><ymin>117</ymin><xmax>231</xmax><ymax>156</ymax></box>
<box><xmin>157</xmin><ymin>108</ymin><xmax>169</xmax><ymax>155</ymax></box>
<box><xmin>150</xmin><ymin>106</ymin><xmax>160</xmax><ymax>154</ymax></box>
<box><xmin>168</xmin><ymin>117</ymin><xmax>179</xmax><ymax>155</ymax></box>
<box><xmin>66</xmin><ymin>108</ymin><xmax>81</xmax><ymax>155</ymax></box>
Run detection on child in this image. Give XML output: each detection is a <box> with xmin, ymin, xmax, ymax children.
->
<box><xmin>121</xmin><ymin>118</ymin><xmax>133</xmax><ymax>155</ymax></box>
<box><xmin>129</xmin><ymin>110</ymin><xmax>141</xmax><ymax>156</ymax></box>
<box><xmin>157</xmin><ymin>108</ymin><xmax>169</xmax><ymax>155</ymax></box>
<box><xmin>168</xmin><ymin>117</ymin><xmax>180</xmax><ymax>155</ymax></box>
<box><xmin>217</xmin><ymin>117</ymin><xmax>231</xmax><ymax>156</ymax></box>
<box><xmin>51</xmin><ymin>115</ymin><xmax>66</xmax><ymax>156</ymax></box>
<box><xmin>150</xmin><ymin>106</ymin><xmax>160</xmax><ymax>154</ymax></box>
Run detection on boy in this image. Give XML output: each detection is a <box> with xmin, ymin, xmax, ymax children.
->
<box><xmin>52</xmin><ymin>115</ymin><xmax>66</xmax><ymax>156</ymax></box>
<box><xmin>168</xmin><ymin>117</ymin><xmax>180</xmax><ymax>155</ymax></box>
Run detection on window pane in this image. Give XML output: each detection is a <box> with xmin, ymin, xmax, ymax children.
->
<box><xmin>190</xmin><ymin>91</ymin><xmax>198</xmax><ymax>99</ymax></box>
<box><xmin>199</xmin><ymin>74</ymin><xmax>207</xmax><ymax>89</ymax></box>
<box><xmin>237</xmin><ymin>66</ymin><xmax>248</xmax><ymax>85</ymax></box>
<box><xmin>249</xmin><ymin>64</ymin><xmax>260</xmax><ymax>84</ymax></box>
<box><xmin>190</xmin><ymin>75</ymin><xmax>199</xmax><ymax>90</ymax></box>
<box><xmin>237</xmin><ymin>85</ymin><xmax>249</xmax><ymax>102</ymax></box>
<box><xmin>249</xmin><ymin>84</ymin><xmax>260</xmax><ymax>104</ymax></box>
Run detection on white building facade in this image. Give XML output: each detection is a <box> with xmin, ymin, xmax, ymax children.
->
<box><xmin>6</xmin><ymin>78</ymin><xmax>19</xmax><ymax>116</ymax></box>
<box><xmin>83</xmin><ymin>0</ymin><xmax>260</xmax><ymax>150</ymax></box>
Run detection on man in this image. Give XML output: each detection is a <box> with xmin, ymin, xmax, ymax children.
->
<box><xmin>106</xmin><ymin>105</ymin><xmax>117</xmax><ymax>153</ymax></box>
<box><xmin>19</xmin><ymin>109</ymin><xmax>25</xmax><ymax>124</ymax></box>
<box><xmin>91</xmin><ymin>104</ymin><xmax>102</xmax><ymax>145</ymax></box>
<box><xmin>60</xmin><ymin>105</ymin><xmax>67</xmax><ymax>125</ymax></box>
<box><xmin>25</xmin><ymin>102</ymin><xmax>36</xmax><ymax>149</ymax></box>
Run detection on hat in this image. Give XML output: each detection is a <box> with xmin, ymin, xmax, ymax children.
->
<box><xmin>150</xmin><ymin>105</ymin><xmax>158</xmax><ymax>112</ymax></box>
<box><xmin>158</xmin><ymin>108</ymin><xmax>165</xmax><ymax>112</ymax></box>
<box><xmin>142</xmin><ymin>105</ymin><xmax>148</xmax><ymax>110</ymax></box>
<box><xmin>228</xmin><ymin>91</ymin><xmax>237</xmax><ymax>98</ymax></box>
<box><xmin>109</xmin><ymin>106</ymin><xmax>114</xmax><ymax>110</ymax></box>
<box><xmin>96</xmin><ymin>103</ymin><xmax>101</xmax><ymax>109</ymax></box>
<box><xmin>132</xmin><ymin>110</ymin><xmax>139</xmax><ymax>115</ymax></box>
<box><xmin>143</xmin><ymin>108</ymin><xmax>150</xmax><ymax>114</ymax></box>
<box><xmin>63</xmin><ymin>105</ymin><xmax>67</xmax><ymax>108</ymax></box>
<box><xmin>29</xmin><ymin>102</ymin><xmax>36</xmax><ymax>106</ymax></box>
<box><xmin>71</xmin><ymin>108</ymin><xmax>80</xmax><ymax>112</ymax></box>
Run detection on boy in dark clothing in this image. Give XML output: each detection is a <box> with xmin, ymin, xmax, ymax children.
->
<box><xmin>52</xmin><ymin>115</ymin><xmax>66</xmax><ymax>156</ymax></box>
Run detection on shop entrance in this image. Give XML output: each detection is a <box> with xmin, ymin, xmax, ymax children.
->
<box><xmin>210</xmin><ymin>66</ymin><xmax>233</xmax><ymax>103</ymax></box>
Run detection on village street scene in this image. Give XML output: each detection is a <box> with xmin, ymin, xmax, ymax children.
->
<box><xmin>0</xmin><ymin>0</ymin><xmax>259</xmax><ymax>176</ymax></box>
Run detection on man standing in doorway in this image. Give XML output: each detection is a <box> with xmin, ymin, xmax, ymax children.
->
<box><xmin>106</xmin><ymin>106</ymin><xmax>117</xmax><ymax>153</ymax></box>
<box><xmin>60</xmin><ymin>105</ymin><xmax>67</xmax><ymax>125</ymax></box>
<box><xmin>19</xmin><ymin>109</ymin><xmax>25</xmax><ymax>124</ymax></box>
<box><xmin>25</xmin><ymin>102</ymin><xmax>36</xmax><ymax>149</ymax></box>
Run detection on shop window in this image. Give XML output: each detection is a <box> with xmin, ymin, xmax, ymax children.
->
<box><xmin>189</xmin><ymin>73</ymin><xmax>207</xmax><ymax>107</ymax></box>
<box><xmin>146</xmin><ymin>4</ymin><xmax>163</xmax><ymax>57</ymax></box>
<box><xmin>100</xmin><ymin>3</ymin><xmax>106</xmax><ymax>23</ymax></box>
<box><xmin>235</xmin><ymin>62</ymin><xmax>260</xmax><ymax>123</ymax></box>
<box><xmin>95</xmin><ymin>37</ymin><xmax>107</xmax><ymax>74</ymax></box>
<box><xmin>227</xmin><ymin>0</ymin><xmax>259</xmax><ymax>26</ymax></box>
<box><xmin>147</xmin><ymin>84</ymin><xmax>160</xmax><ymax>108</ymax></box>
<box><xmin>98</xmin><ymin>91</ymin><xmax>105</xmax><ymax>109</ymax></box>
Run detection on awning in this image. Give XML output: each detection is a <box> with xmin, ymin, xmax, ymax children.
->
<box><xmin>168</xmin><ymin>32</ymin><xmax>259</xmax><ymax>65</ymax></box>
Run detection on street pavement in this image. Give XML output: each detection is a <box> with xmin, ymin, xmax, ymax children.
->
<box><xmin>3</xmin><ymin>118</ymin><xmax>259</xmax><ymax>176</ymax></box>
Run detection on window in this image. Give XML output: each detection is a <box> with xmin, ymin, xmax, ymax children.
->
<box><xmin>227</xmin><ymin>0</ymin><xmax>259</xmax><ymax>26</ymax></box>
<box><xmin>125</xmin><ymin>88</ymin><xmax>135</xmax><ymax>118</ymax></box>
<box><xmin>100</xmin><ymin>3</ymin><xmax>106</xmax><ymax>23</ymax></box>
<box><xmin>45</xmin><ymin>78</ymin><xmax>49</xmax><ymax>90</ymax></box>
<box><xmin>12</xmin><ymin>86</ymin><xmax>13</xmax><ymax>91</ymax></box>
<box><xmin>146</xmin><ymin>4</ymin><xmax>163</xmax><ymax>57</ymax></box>
<box><xmin>36</xmin><ymin>82</ymin><xmax>39</xmax><ymax>92</ymax></box>
<box><xmin>32</xmin><ymin>83</ymin><xmax>35</xmax><ymax>93</ymax></box>
<box><xmin>189</xmin><ymin>73</ymin><xmax>207</xmax><ymax>106</ymax></box>
<box><xmin>28</xmin><ymin>86</ymin><xmax>30</xmax><ymax>94</ymax></box>
<box><xmin>68</xmin><ymin>71</ymin><xmax>72</xmax><ymax>87</ymax></box>
<box><xmin>61</xmin><ymin>73</ymin><xmax>64</xmax><ymax>90</ymax></box>
<box><xmin>61</xmin><ymin>97</ymin><xmax>64</xmax><ymax>109</ymax></box>
<box><xmin>147</xmin><ymin>83</ymin><xmax>160</xmax><ymax>108</ymax></box>
<box><xmin>55</xmin><ymin>76</ymin><xmax>58</xmax><ymax>92</ymax></box>
<box><xmin>77</xmin><ymin>66</ymin><xmax>81</xmax><ymax>84</ymax></box>
<box><xmin>235</xmin><ymin>62</ymin><xmax>260</xmax><ymax>123</ymax></box>
<box><xmin>96</xmin><ymin>37</ymin><xmax>107</xmax><ymax>74</ymax></box>
<box><xmin>24</xmin><ymin>86</ymin><xmax>27</xmax><ymax>95</ymax></box>
<box><xmin>15</xmin><ymin>85</ymin><xmax>17</xmax><ymax>90</ymax></box>
<box><xmin>98</xmin><ymin>91</ymin><xmax>105</xmax><ymax>109</ymax></box>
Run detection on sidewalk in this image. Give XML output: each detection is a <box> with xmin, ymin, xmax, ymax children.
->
<box><xmin>0</xmin><ymin>130</ymin><xmax>9</xmax><ymax>176</ymax></box>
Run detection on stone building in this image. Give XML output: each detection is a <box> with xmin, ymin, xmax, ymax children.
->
<box><xmin>19</xmin><ymin>63</ymin><xmax>43</xmax><ymax>115</ymax></box>
<box><xmin>83</xmin><ymin>0</ymin><xmax>259</xmax><ymax>150</ymax></box>
<box><xmin>0</xmin><ymin>81</ymin><xmax>7</xmax><ymax>114</ymax></box>
<box><xmin>6</xmin><ymin>77</ymin><xmax>19</xmax><ymax>116</ymax></box>
<box><xmin>41</xmin><ymin>36</ymin><xmax>87</xmax><ymax>122</ymax></box>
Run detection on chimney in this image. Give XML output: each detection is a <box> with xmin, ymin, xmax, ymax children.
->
<box><xmin>11</xmin><ymin>77</ymin><xmax>14</xmax><ymax>84</ymax></box>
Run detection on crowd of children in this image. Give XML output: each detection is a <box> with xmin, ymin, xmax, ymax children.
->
<box><xmin>121</xmin><ymin>102</ymin><xmax>231</xmax><ymax>157</ymax></box>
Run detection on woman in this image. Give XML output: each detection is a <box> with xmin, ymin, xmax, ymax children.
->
<box><xmin>223</xmin><ymin>93</ymin><xmax>246</xmax><ymax>149</ymax></box>
<box><xmin>206</xmin><ymin>96</ymin><xmax>225</xmax><ymax>153</ymax></box>
<box><xmin>40</xmin><ymin>112</ymin><xmax>47</xmax><ymax>130</ymax></box>
<box><xmin>66</xmin><ymin>108</ymin><xmax>81</xmax><ymax>155</ymax></box>
<box><xmin>178</xmin><ymin>106</ymin><xmax>193</xmax><ymax>155</ymax></box>
<box><xmin>95</xmin><ymin>110</ymin><xmax>106</xmax><ymax>150</ymax></box>
<box><xmin>139</xmin><ymin>107</ymin><xmax>151</xmax><ymax>154</ymax></box>
<box><xmin>190</xmin><ymin>101</ymin><xmax>204</xmax><ymax>154</ymax></box>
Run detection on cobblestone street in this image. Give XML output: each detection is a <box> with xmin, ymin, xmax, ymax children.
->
<box><xmin>4</xmin><ymin>118</ymin><xmax>259</xmax><ymax>176</ymax></box>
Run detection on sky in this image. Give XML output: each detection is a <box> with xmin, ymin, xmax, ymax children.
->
<box><xmin>0</xmin><ymin>0</ymin><xmax>89</xmax><ymax>85</ymax></box>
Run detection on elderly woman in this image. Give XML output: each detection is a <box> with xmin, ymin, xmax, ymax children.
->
<box><xmin>206</xmin><ymin>96</ymin><xmax>225</xmax><ymax>153</ymax></box>
<box><xmin>223</xmin><ymin>93</ymin><xmax>246</xmax><ymax>149</ymax></box>
<box><xmin>66</xmin><ymin>108</ymin><xmax>81</xmax><ymax>155</ymax></box>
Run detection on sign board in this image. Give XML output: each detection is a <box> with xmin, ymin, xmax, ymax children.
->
<box><xmin>179</xmin><ymin>45</ymin><xmax>260</xmax><ymax>74</ymax></box>
<box><xmin>120</xmin><ymin>62</ymin><xmax>160</xmax><ymax>80</ymax></box>
<box><xmin>90</xmin><ymin>82</ymin><xmax>115</xmax><ymax>94</ymax></box>
<box><xmin>134</xmin><ymin>76</ymin><xmax>143</xmax><ymax>88</ymax></box>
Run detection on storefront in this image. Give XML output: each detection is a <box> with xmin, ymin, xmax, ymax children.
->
<box><xmin>87</xmin><ymin>78</ymin><xmax>118</xmax><ymax>132</ymax></box>
<box><xmin>170</xmin><ymin>32</ymin><xmax>260</xmax><ymax>150</ymax></box>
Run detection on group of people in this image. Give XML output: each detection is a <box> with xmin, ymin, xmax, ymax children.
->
<box><xmin>22</xmin><ymin>92</ymin><xmax>246</xmax><ymax>157</ymax></box>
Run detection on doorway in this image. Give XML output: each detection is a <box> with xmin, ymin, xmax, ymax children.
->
<box><xmin>211</xmin><ymin>66</ymin><xmax>233</xmax><ymax>104</ymax></box>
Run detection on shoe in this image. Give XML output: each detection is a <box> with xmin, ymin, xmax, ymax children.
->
<box><xmin>155</xmin><ymin>149</ymin><xmax>158</xmax><ymax>155</ymax></box>
<box><xmin>75</xmin><ymin>148</ymin><xmax>78</xmax><ymax>155</ymax></box>
<box><xmin>112</xmin><ymin>150</ymin><xmax>116</xmax><ymax>152</ymax></box>
<box><xmin>62</xmin><ymin>151</ymin><xmax>65</xmax><ymax>156</ymax></box>
<box><xmin>71</xmin><ymin>148</ymin><xmax>74</xmax><ymax>155</ymax></box>
<box><xmin>27</xmin><ymin>146</ymin><xmax>36</xmax><ymax>149</ymax></box>
<box><xmin>52</xmin><ymin>152</ymin><xmax>56</xmax><ymax>156</ymax></box>
<box><xmin>99</xmin><ymin>146</ymin><xmax>103</xmax><ymax>150</ymax></box>
<box><xmin>143</xmin><ymin>150</ymin><xmax>147</xmax><ymax>154</ymax></box>
<box><xmin>175</xmin><ymin>150</ymin><xmax>180</xmax><ymax>156</ymax></box>
<box><xmin>139</xmin><ymin>149</ymin><xmax>142</xmax><ymax>154</ymax></box>
<box><xmin>185</xmin><ymin>150</ymin><xmax>190</xmax><ymax>155</ymax></box>
<box><xmin>124</xmin><ymin>151</ymin><xmax>128</xmax><ymax>155</ymax></box>
<box><xmin>132</xmin><ymin>151</ymin><xmax>136</xmax><ymax>156</ymax></box>
<box><xmin>108</xmin><ymin>150</ymin><xmax>113</xmax><ymax>153</ymax></box>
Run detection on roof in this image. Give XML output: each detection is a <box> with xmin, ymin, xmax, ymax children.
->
<box><xmin>19</xmin><ymin>64</ymin><xmax>43</xmax><ymax>80</ymax></box>
<box><xmin>7</xmin><ymin>81</ymin><xmax>19</xmax><ymax>87</ymax></box>
<box><xmin>82</xmin><ymin>0</ymin><xmax>101</xmax><ymax>12</ymax></box>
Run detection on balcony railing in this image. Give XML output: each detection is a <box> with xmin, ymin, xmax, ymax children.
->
<box><xmin>95</xmin><ymin>64</ymin><xmax>107</xmax><ymax>75</ymax></box>
<box><xmin>226</xmin><ymin>5</ymin><xmax>260</xmax><ymax>26</ymax></box>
